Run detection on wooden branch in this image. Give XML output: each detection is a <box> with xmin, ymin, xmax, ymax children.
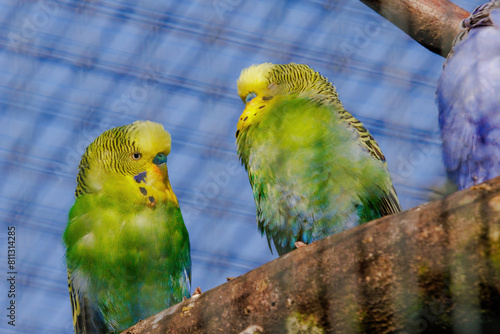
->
<box><xmin>359</xmin><ymin>0</ymin><xmax>470</xmax><ymax>57</ymax></box>
<box><xmin>124</xmin><ymin>176</ymin><xmax>500</xmax><ymax>333</ymax></box>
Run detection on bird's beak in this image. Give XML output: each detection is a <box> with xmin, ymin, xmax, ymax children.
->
<box><xmin>157</xmin><ymin>162</ymin><xmax>168</xmax><ymax>179</ymax></box>
<box><xmin>236</xmin><ymin>104</ymin><xmax>254</xmax><ymax>137</ymax></box>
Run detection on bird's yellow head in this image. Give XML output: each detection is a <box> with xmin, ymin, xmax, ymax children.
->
<box><xmin>75</xmin><ymin>120</ymin><xmax>175</xmax><ymax>204</ymax></box>
<box><xmin>236</xmin><ymin>62</ymin><xmax>339</xmax><ymax>137</ymax></box>
<box><xmin>236</xmin><ymin>63</ymin><xmax>277</xmax><ymax>137</ymax></box>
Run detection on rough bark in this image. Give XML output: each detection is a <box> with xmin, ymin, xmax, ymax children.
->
<box><xmin>359</xmin><ymin>0</ymin><xmax>470</xmax><ymax>57</ymax></box>
<box><xmin>124</xmin><ymin>176</ymin><xmax>500</xmax><ymax>334</ymax></box>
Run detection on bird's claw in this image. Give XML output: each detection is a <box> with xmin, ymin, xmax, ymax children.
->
<box><xmin>294</xmin><ymin>241</ymin><xmax>308</xmax><ymax>249</ymax></box>
<box><xmin>192</xmin><ymin>286</ymin><xmax>202</xmax><ymax>297</ymax></box>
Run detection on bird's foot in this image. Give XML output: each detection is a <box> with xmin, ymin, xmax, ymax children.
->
<box><xmin>294</xmin><ymin>241</ymin><xmax>308</xmax><ymax>249</ymax></box>
<box><xmin>192</xmin><ymin>286</ymin><xmax>202</xmax><ymax>297</ymax></box>
<box><xmin>472</xmin><ymin>183</ymin><xmax>491</xmax><ymax>191</ymax></box>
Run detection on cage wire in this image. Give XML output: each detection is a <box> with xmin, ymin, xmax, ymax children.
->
<box><xmin>0</xmin><ymin>0</ymin><xmax>484</xmax><ymax>332</ymax></box>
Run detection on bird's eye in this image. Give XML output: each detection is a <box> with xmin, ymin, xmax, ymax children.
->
<box><xmin>245</xmin><ymin>92</ymin><xmax>257</xmax><ymax>103</ymax></box>
<box><xmin>153</xmin><ymin>153</ymin><xmax>168</xmax><ymax>165</ymax></box>
<box><xmin>131</xmin><ymin>152</ymin><xmax>142</xmax><ymax>160</ymax></box>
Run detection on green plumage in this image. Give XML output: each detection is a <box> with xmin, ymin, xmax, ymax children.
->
<box><xmin>236</xmin><ymin>63</ymin><xmax>401</xmax><ymax>255</ymax></box>
<box><xmin>63</xmin><ymin>121</ymin><xmax>190</xmax><ymax>333</ymax></box>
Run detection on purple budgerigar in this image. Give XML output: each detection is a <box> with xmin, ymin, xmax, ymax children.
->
<box><xmin>437</xmin><ymin>0</ymin><xmax>500</xmax><ymax>190</ymax></box>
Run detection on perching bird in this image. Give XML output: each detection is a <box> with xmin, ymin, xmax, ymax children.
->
<box><xmin>437</xmin><ymin>0</ymin><xmax>500</xmax><ymax>190</ymax></box>
<box><xmin>63</xmin><ymin>121</ymin><xmax>190</xmax><ymax>333</ymax></box>
<box><xmin>236</xmin><ymin>63</ymin><xmax>401</xmax><ymax>255</ymax></box>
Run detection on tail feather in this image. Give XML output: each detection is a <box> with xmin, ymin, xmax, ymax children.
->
<box><xmin>68</xmin><ymin>271</ymin><xmax>108</xmax><ymax>334</ymax></box>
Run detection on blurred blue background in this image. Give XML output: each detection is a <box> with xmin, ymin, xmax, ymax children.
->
<box><xmin>0</xmin><ymin>0</ymin><xmax>483</xmax><ymax>332</ymax></box>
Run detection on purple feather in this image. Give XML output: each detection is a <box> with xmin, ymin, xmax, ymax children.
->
<box><xmin>437</xmin><ymin>0</ymin><xmax>500</xmax><ymax>189</ymax></box>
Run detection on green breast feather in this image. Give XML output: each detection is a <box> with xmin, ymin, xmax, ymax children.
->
<box><xmin>65</xmin><ymin>192</ymin><xmax>190</xmax><ymax>333</ymax></box>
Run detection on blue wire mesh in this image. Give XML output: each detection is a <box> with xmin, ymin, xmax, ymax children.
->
<box><xmin>0</xmin><ymin>0</ymin><xmax>483</xmax><ymax>332</ymax></box>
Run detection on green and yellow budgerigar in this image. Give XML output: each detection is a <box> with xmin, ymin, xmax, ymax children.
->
<box><xmin>236</xmin><ymin>63</ymin><xmax>402</xmax><ymax>255</ymax></box>
<box><xmin>63</xmin><ymin>121</ymin><xmax>190</xmax><ymax>333</ymax></box>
